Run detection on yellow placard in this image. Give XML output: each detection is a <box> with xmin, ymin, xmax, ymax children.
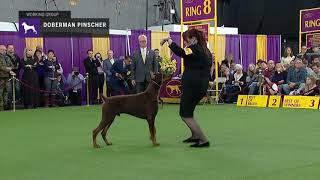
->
<box><xmin>268</xmin><ymin>96</ymin><xmax>281</xmax><ymax>108</ymax></box>
<box><xmin>237</xmin><ymin>95</ymin><xmax>248</xmax><ymax>107</ymax></box>
<box><xmin>302</xmin><ymin>96</ymin><xmax>320</xmax><ymax>109</ymax></box>
<box><xmin>246</xmin><ymin>95</ymin><xmax>269</xmax><ymax>107</ymax></box>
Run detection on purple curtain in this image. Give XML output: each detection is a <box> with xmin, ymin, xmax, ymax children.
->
<box><xmin>170</xmin><ymin>32</ymin><xmax>181</xmax><ymax>76</ymax></box>
<box><xmin>129</xmin><ymin>29</ymin><xmax>151</xmax><ymax>55</ymax></box>
<box><xmin>72</xmin><ymin>37</ymin><xmax>93</xmax><ymax>75</ymax></box>
<box><xmin>43</xmin><ymin>37</ymin><xmax>72</xmax><ymax>76</ymax></box>
<box><xmin>109</xmin><ymin>35</ymin><xmax>127</xmax><ymax>59</ymax></box>
<box><xmin>0</xmin><ymin>32</ymin><xmax>26</xmax><ymax>57</ymax></box>
<box><xmin>240</xmin><ymin>35</ymin><xmax>257</xmax><ymax>71</ymax></box>
<box><xmin>267</xmin><ymin>35</ymin><xmax>281</xmax><ymax>63</ymax></box>
<box><xmin>225</xmin><ymin>35</ymin><xmax>240</xmax><ymax>64</ymax></box>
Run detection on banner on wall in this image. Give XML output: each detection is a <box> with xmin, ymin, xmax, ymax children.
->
<box><xmin>181</xmin><ymin>0</ymin><xmax>215</xmax><ymax>23</ymax></box>
<box><xmin>300</xmin><ymin>8</ymin><xmax>320</xmax><ymax>33</ymax></box>
<box><xmin>188</xmin><ymin>23</ymin><xmax>209</xmax><ymax>42</ymax></box>
<box><xmin>306</xmin><ymin>33</ymin><xmax>320</xmax><ymax>48</ymax></box>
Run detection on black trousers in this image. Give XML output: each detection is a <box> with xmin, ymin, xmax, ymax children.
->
<box><xmin>69</xmin><ymin>90</ymin><xmax>81</xmax><ymax>106</ymax></box>
<box><xmin>136</xmin><ymin>80</ymin><xmax>148</xmax><ymax>93</ymax></box>
<box><xmin>98</xmin><ymin>74</ymin><xmax>105</xmax><ymax>98</ymax></box>
<box><xmin>106</xmin><ymin>81</ymin><xmax>111</xmax><ymax>97</ymax></box>
<box><xmin>89</xmin><ymin>76</ymin><xmax>99</xmax><ymax>104</ymax></box>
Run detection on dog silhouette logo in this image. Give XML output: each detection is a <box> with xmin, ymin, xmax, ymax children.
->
<box><xmin>21</xmin><ymin>22</ymin><xmax>37</xmax><ymax>34</ymax></box>
<box><xmin>165</xmin><ymin>80</ymin><xmax>182</xmax><ymax>98</ymax></box>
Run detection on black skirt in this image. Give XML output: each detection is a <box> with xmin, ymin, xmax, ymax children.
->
<box><xmin>179</xmin><ymin>78</ymin><xmax>209</xmax><ymax>118</ymax></box>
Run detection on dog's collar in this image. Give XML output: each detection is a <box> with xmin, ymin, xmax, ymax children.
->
<box><xmin>151</xmin><ymin>80</ymin><xmax>161</xmax><ymax>87</ymax></box>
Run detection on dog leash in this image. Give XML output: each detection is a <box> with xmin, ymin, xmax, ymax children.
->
<box><xmin>151</xmin><ymin>80</ymin><xmax>161</xmax><ymax>87</ymax></box>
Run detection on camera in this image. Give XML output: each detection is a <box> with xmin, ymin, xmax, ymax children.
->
<box><xmin>74</xmin><ymin>71</ymin><xmax>79</xmax><ymax>76</ymax></box>
<box><xmin>55</xmin><ymin>64</ymin><xmax>61</xmax><ymax>70</ymax></box>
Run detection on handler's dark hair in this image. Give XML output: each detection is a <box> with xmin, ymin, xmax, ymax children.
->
<box><xmin>182</xmin><ymin>28</ymin><xmax>210</xmax><ymax>57</ymax></box>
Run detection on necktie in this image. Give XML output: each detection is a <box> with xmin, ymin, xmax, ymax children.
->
<box><xmin>142</xmin><ymin>49</ymin><xmax>146</xmax><ymax>64</ymax></box>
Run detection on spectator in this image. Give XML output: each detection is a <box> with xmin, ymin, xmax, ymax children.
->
<box><xmin>84</xmin><ymin>49</ymin><xmax>99</xmax><ymax>104</ymax></box>
<box><xmin>246</xmin><ymin>63</ymin><xmax>257</xmax><ymax>87</ymax></box>
<box><xmin>311</xmin><ymin>63</ymin><xmax>320</xmax><ymax>79</ymax></box>
<box><xmin>21</xmin><ymin>47</ymin><xmax>39</xmax><ymax>109</ymax></box>
<box><xmin>221</xmin><ymin>53</ymin><xmax>234</xmax><ymax>68</ymax></box>
<box><xmin>154</xmin><ymin>49</ymin><xmax>163</xmax><ymax>72</ymax></box>
<box><xmin>248</xmin><ymin>61</ymin><xmax>267</xmax><ymax>95</ymax></box>
<box><xmin>110</xmin><ymin>55</ymin><xmax>132</xmax><ymax>96</ymax></box>
<box><xmin>282</xmin><ymin>59</ymin><xmax>307</xmax><ymax>95</ymax></box>
<box><xmin>312</xmin><ymin>56</ymin><xmax>320</xmax><ymax>64</ymax></box>
<box><xmin>302</xmin><ymin>59</ymin><xmax>316</xmax><ymax>76</ymax></box>
<box><xmin>34</xmin><ymin>50</ymin><xmax>46</xmax><ymax>106</ymax></box>
<box><xmin>44</xmin><ymin>50</ymin><xmax>60</xmax><ymax>107</ymax></box>
<box><xmin>264</xmin><ymin>60</ymin><xmax>275</xmax><ymax>79</ymax></box>
<box><xmin>297</xmin><ymin>45</ymin><xmax>308</xmax><ymax>61</ymax></box>
<box><xmin>67</xmin><ymin>67</ymin><xmax>84</xmax><ymax>106</ymax></box>
<box><xmin>131</xmin><ymin>35</ymin><xmax>158</xmax><ymax>93</ymax></box>
<box><xmin>6</xmin><ymin>44</ymin><xmax>22</xmax><ymax>104</ymax></box>
<box><xmin>281</xmin><ymin>47</ymin><xmax>295</xmax><ymax>65</ymax></box>
<box><xmin>36</xmin><ymin>45</ymin><xmax>47</xmax><ymax>59</ymax></box>
<box><xmin>95</xmin><ymin>53</ymin><xmax>105</xmax><ymax>103</ymax></box>
<box><xmin>0</xmin><ymin>45</ymin><xmax>15</xmax><ymax>111</ymax></box>
<box><xmin>229</xmin><ymin>62</ymin><xmax>236</xmax><ymax>75</ymax></box>
<box><xmin>271</xmin><ymin>63</ymin><xmax>287</xmax><ymax>85</ymax></box>
<box><xmin>103</xmin><ymin>50</ymin><xmax>115</xmax><ymax>97</ymax></box>
<box><xmin>301</xmin><ymin>75</ymin><xmax>319</xmax><ymax>96</ymax></box>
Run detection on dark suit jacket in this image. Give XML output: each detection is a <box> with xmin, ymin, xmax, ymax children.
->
<box><xmin>131</xmin><ymin>49</ymin><xmax>158</xmax><ymax>82</ymax></box>
<box><xmin>110</xmin><ymin>60</ymin><xmax>130</xmax><ymax>89</ymax></box>
<box><xmin>103</xmin><ymin>58</ymin><xmax>116</xmax><ymax>81</ymax></box>
<box><xmin>84</xmin><ymin>57</ymin><xmax>99</xmax><ymax>77</ymax></box>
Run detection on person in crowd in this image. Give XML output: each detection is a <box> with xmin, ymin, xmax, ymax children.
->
<box><xmin>67</xmin><ymin>67</ymin><xmax>84</xmax><ymax>106</ymax></box>
<box><xmin>312</xmin><ymin>45</ymin><xmax>320</xmax><ymax>55</ymax></box>
<box><xmin>95</xmin><ymin>53</ymin><xmax>105</xmax><ymax>103</ymax></box>
<box><xmin>6</xmin><ymin>44</ymin><xmax>21</xmax><ymax>104</ymax></box>
<box><xmin>248</xmin><ymin>61</ymin><xmax>268</xmax><ymax>95</ymax></box>
<box><xmin>266</xmin><ymin>63</ymin><xmax>287</xmax><ymax>95</ymax></box>
<box><xmin>161</xmin><ymin>28</ymin><xmax>211</xmax><ymax>147</ymax></box>
<box><xmin>131</xmin><ymin>34</ymin><xmax>158</xmax><ymax>93</ymax></box>
<box><xmin>229</xmin><ymin>62</ymin><xmax>236</xmax><ymax>75</ymax></box>
<box><xmin>301</xmin><ymin>75</ymin><xmax>319</xmax><ymax>96</ymax></box>
<box><xmin>311</xmin><ymin>63</ymin><xmax>320</xmax><ymax>80</ymax></box>
<box><xmin>302</xmin><ymin>59</ymin><xmax>316</xmax><ymax>76</ymax></box>
<box><xmin>297</xmin><ymin>46</ymin><xmax>308</xmax><ymax>62</ymax></box>
<box><xmin>21</xmin><ymin>47</ymin><xmax>39</xmax><ymax>109</ymax></box>
<box><xmin>281</xmin><ymin>47</ymin><xmax>295</xmax><ymax>65</ymax></box>
<box><xmin>246</xmin><ymin>63</ymin><xmax>257</xmax><ymax>87</ymax></box>
<box><xmin>311</xmin><ymin>56</ymin><xmax>320</xmax><ymax>65</ymax></box>
<box><xmin>281</xmin><ymin>58</ymin><xmax>307</xmax><ymax>95</ymax></box>
<box><xmin>264</xmin><ymin>60</ymin><xmax>275</xmax><ymax>79</ymax></box>
<box><xmin>110</xmin><ymin>55</ymin><xmax>132</xmax><ymax>96</ymax></box>
<box><xmin>36</xmin><ymin>45</ymin><xmax>47</xmax><ymax>59</ymax></box>
<box><xmin>154</xmin><ymin>49</ymin><xmax>163</xmax><ymax>72</ymax></box>
<box><xmin>0</xmin><ymin>45</ymin><xmax>15</xmax><ymax>111</ymax></box>
<box><xmin>44</xmin><ymin>50</ymin><xmax>60</xmax><ymax>107</ymax></box>
<box><xmin>220</xmin><ymin>64</ymin><xmax>247</xmax><ymax>103</ymax></box>
<box><xmin>221</xmin><ymin>53</ymin><xmax>234</xmax><ymax>68</ymax></box>
<box><xmin>103</xmin><ymin>50</ymin><xmax>115</xmax><ymax>97</ymax></box>
<box><xmin>34</xmin><ymin>50</ymin><xmax>46</xmax><ymax>106</ymax></box>
<box><xmin>84</xmin><ymin>49</ymin><xmax>99</xmax><ymax>104</ymax></box>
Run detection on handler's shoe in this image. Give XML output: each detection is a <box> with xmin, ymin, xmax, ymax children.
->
<box><xmin>190</xmin><ymin>141</ymin><xmax>210</xmax><ymax>148</ymax></box>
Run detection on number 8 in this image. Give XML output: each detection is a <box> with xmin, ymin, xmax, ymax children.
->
<box><xmin>203</xmin><ymin>0</ymin><xmax>212</xmax><ymax>15</ymax></box>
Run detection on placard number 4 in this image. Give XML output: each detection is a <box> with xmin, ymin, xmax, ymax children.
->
<box><xmin>203</xmin><ymin>0</ymin><xmax>212</xmax><ymax>14</ymax></box>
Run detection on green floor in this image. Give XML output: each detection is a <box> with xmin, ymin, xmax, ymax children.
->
<box><xmin>0</xmin><ymin>104</ymin><xmax>320</xmax><ymax>180</ymax></box>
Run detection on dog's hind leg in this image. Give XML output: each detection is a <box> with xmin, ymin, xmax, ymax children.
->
<box><xmin>101</xmin><ymin>115</ymin><xmax>115</xmax><ymax>146</ymax></box>
<box><xmin>147</xmin><ymin>119</ymin><xmax>160</xmax><ymax>147</ymax></box>
<box><xmin>92</xmin><ymin>116</ymin><xmax>109</xmax><ymax>148</ymax></box>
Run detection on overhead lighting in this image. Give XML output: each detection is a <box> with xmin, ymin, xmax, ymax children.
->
<box><xmin>69</xmin><ymin>0</ymin><xmax>78</xmax><ymax>6</ymax></box>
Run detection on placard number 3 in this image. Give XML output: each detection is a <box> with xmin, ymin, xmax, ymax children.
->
<box><xmin>203</xmin><ymin>0</ymin><xmax>212</xmax><ymax>15</ymax></box>
<box><xmin>309</xmin><ymin>99</ymin><xmax>315</xmax><ymax>107</ymax></box>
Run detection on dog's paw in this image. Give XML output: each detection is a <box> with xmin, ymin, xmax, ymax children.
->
<box><xmin>93</xmin><ymin>144</ymin><xmax>101</xmax><ymax>148</ymax></box>
<box><xmin>107</xmin><ymin>142</ymin><xmax>113</xmax><ymax>146</ymax></box>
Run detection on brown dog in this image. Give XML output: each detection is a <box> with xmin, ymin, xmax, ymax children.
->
<box><xmin>92</xmin><ymin>73</ymin><xmax>164</xmax><ymax>148</ymax></box>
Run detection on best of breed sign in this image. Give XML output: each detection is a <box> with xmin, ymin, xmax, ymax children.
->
<box><xmin>246</xmin><ymin>95</ymin><xmax>269</xmax><ymax>108</ymax></box>
<box><xmin>282</xmin><ymin>96</ymin><xmax>320</xmax><ymax>109</ymax></box>
<box><xmin>182</xmin><ymin>0</ymin><xmax>215</xmax><ymax>23</ymax></box>
<box><xmin>301</xmin><ymin>8</ymin><xmax>320</xmax><ymax>33</ymax></box>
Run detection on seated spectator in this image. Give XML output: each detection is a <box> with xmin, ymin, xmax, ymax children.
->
<box><xmin>220</xmin><ymin>64</ymin><xmax>247</xmax><ymax>103</ymax></box>
<box><xmin>221</xmin><ymin>53</ymin><xmax>234</xmax><ymax>68</ymax></box>
<box><xmin>312</xmin><ymin>56</ymin><xmax>320</xmax><ymax>64</ymax></box>
<box><xmin>110</xmin><ymin>55</ymin><xmax>132</xmax><ymax>96</ymax></box>
<box><xmin>266</xmin><ymin>63</ymin><xmax>287</xmax><ymax>95</ymax></box>
<box><xmin>311</xmin><ymin>63</ymin><xmax>320</xmax><ymax>80</ymax></box>
<box><xmin>302</xmin><ymin>59</ymin><xmax>315</xmax><ymax>76</ymax></box>
<box><xmin>297</xmin><ymin>45</ymin><xmax>308</xmax><ymax>61</ymax></box>
<box><xmin>248</xmin><ymin>61</ymin><xmax>267</xmax><ymax>95</ymax></box>
<box><xmin>281</xmin><ymin>47</ymin><xmax>295</xmax><ymax>65</ymax></box>
<box><xmin>301</xmin><ymin>75</ymin><xmax>319</xmax><ymax>96</ymax></box>
<box><xmin>246</xmin><ymin>63</ymin><xmax>257</xmax><ymax>87</ymax></box>
<box><xmin>281</xmin><ymin>59</ymin><xmax>307</xmax><ymax>95</ymax></box>
<box><xmin>67</xmin><ymin>67</ymin><xmax>84</xmax><ymax>106</ymax></box>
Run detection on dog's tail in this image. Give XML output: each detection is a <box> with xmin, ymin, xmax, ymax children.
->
<box><xmin>100</xmin><ymin>94</ymin><xmax>108</xmax><ymax>103</ymax></box>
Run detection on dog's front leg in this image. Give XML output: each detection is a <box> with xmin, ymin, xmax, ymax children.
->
<box><xmin>147</xmin><ymin>119</ymin><xmax>159</xmax><ymax>147</ymax></box>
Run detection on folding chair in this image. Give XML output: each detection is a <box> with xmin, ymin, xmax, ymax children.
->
<box><xmin>205</xmin><ymin>77</ymin><xmax>227</xmax><ymax>104</ymax></box>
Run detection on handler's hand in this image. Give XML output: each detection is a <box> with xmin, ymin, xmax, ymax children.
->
<box><xmin>160</xmin><ymin>37</ymin><xmax>171</xmax><ymax>46</ymax></box>
<box><xmin>132</xmin><ymin>80</ymin><xmax>136</xmax><ymax>86</ymax></box>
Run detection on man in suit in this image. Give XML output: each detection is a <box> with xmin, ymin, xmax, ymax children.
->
<box><xmin>103</xmin><ymin>50</ymin><xmax>116</xmax><ymax>97</ymax></box>
<box><xmin>83</xmin><ymin>49</ymin><xmax>100</xmax><ymax>104</ymax></box>
<box><xmin>154</xmin><ymin>49</ymin><xmax>163</xmax><ymax>72</ymax></box>
<box><xmin>131</xmin><ymin>35</ymin><xmax>158</xmax><ymax>93</ymax></box>
<box><xmin>110</xmin><ymin>56</ymin><xmax>132</xmax><ymax>96</ymax></box>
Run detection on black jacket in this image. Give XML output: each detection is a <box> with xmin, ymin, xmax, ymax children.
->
<box><xmin>84</xmin><ymin>57</ymin><xmax>99</xmax><ymax>77</ymax></box>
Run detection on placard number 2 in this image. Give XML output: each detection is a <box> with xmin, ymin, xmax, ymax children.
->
<box><xmin>203</xmin><ymin>0</ymin><xmax>212</xmax><ymax>14</ymax></box>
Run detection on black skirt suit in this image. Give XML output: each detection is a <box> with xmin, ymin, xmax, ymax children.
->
<box><xmin>169</xmin><ymin>42</ymin><xmax>212</xmax><ymax>118</ymax></box>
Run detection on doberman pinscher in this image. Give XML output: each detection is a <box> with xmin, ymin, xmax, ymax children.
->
<box><xmin>92</xmin><ymin>73</ymin><xmax>165</xmax><ymax>148</ymax></box>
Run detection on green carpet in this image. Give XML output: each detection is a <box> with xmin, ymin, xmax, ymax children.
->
<box><xmin>0</xmin><ymin>105</ymin><xmax>320</xmax><ymax>180</ymax></box>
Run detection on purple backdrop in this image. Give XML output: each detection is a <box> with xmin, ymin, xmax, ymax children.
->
<box><xmin>0</xmin><ymin>32</ymin><xmax>26</xmax><ymax>57</ymax></box>
<box><xmin>44</xmin><ymin>37</ymin><xmax>72</xmax><ymax>76</ymax></box>
<box><xmin>129</xmin><ymin>29</ymin><xmax>151</xmax><ymax>55</ymax></box>
<box><xmin>109</xmin><ymin>35</ymin><xmax>127</xmax><ymax>59</ymax></box>
<box><xmin>170</xmin><ymin>32</ymin><xmax>181</xmax><ymax>76</ymax></box>
<box><xmin>267</xmin><ymin>35</ymin><xmax>281</xmax><ymax>62</ymax></box>
<box><xmin>225</xmin><ymin>35</ymin><xmax>240</xmax><ymax>64</ymax></box>
<box><xmin>240</xmin><ymin>35</ymin><xmax>257</xmax><ymax>71</ymax></box>
<box><xmin>72</xmin><ymin>37</ymin><xmax>93</xmax><ymax>75</ymax></box>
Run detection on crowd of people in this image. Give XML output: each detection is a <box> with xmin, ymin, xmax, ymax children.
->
<box><xmin>1</xmin><ymin>37</ymin><xmax>320</xmax><ymax>110</ymax></box>
<box><xmin>213</xmin><ymin>45</ymin><xmax>320</xmax><ymax>103</ymax></box>
<box><xmin>0</xmin><ymin>34</ymin><xmax>160</xmax><ymax>111</ymax></box>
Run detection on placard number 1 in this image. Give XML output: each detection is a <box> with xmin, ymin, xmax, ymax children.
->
<box><xmin>203</xmin><ymin>0</ymin><xmax>212</xmax><ymax>14</ymax></box>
